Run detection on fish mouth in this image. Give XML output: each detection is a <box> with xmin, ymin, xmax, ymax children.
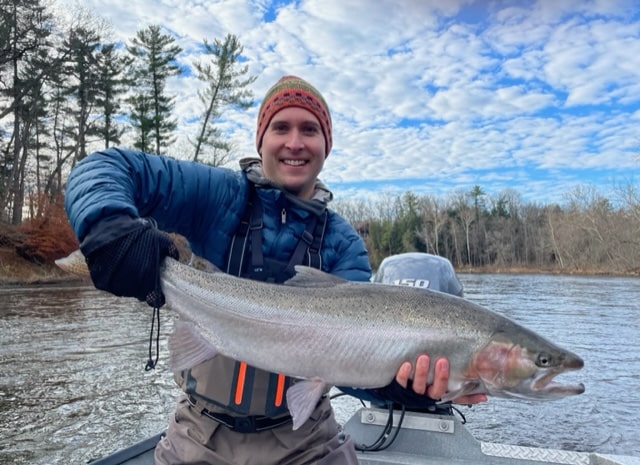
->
<box><xmin>501</xmin><ymin>352</ymin><xmax>585</xmax><ymax>400</ymax></box>
<box><xmin>530</xmin><ymin>363</ymin><xmax>585</xmax><ymax>399</ymax></box>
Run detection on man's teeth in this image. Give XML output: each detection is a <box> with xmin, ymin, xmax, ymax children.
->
<box><xmin>283</xmin><ymin>160</ymin><xmax>306</xmax><ymax>166</ymax></box>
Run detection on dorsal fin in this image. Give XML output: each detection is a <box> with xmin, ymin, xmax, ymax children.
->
<box><xmin>283</xmin><ymin>266</ymin><xmax>349</xmax><ymax>288</ymax></box>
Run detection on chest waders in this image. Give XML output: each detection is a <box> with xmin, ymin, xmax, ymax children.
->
<box><xmin>178</xmin><ymin>183</ymin><xmax>328</xmax><ymax>433</ymax></box>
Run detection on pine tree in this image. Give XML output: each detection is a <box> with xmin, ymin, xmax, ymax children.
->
<box><xmin>61</xmin><ymin>23</ymin><xmax>102</xmax><ymax>162</ymax></box>
<box><xmin>191</xmin><ymin>33</ymin><xmax>256</xmax><ymax>166</ymax></box>
<box><xmin>0</xmin><ymin>0</ymin><xmax>54</xmax><ymax>223</ymax></box>
<box><xmin>94</xmin><ymin>43</ymin><xmax>133</xmax><ymax>148</ymax></box>
<box><xmin>126</xmin><ymin>25</ymin><xmax>182</xmax><ymax>154</ymax></box>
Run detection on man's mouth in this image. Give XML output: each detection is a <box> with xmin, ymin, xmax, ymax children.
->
<box><xmin>282</xmin><ymin>159</ymin><xmax>307</xmax><ymax>166</ymax></box>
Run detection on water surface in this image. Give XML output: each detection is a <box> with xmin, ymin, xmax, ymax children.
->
<box><xmin>0</xmin><ymin>273</ymin><xmax>638</xmax><ymax>464</ymax></box>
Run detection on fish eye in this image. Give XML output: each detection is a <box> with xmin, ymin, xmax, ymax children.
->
<box><xmin>536</xmin><ymin>352</ymin><xmax>553</xmax><ymax>367</ymax></box>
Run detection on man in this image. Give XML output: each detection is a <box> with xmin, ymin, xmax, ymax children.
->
<box><xmin>64</xmin><ymin>75</ymin><xmax>484</xmax><ymax>464</ymax></box>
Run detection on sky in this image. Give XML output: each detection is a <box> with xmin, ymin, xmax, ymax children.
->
<box><xmin>62</xmin><ymin>0</ymin><xmax>640</xmax><ymax>205</ymax></box>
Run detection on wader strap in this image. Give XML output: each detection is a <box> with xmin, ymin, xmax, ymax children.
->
<box><xmin>249</xmin><ymin>193</ymin><xmax>265</xmax><ymax>274</ymax></box>
<box><xmin>264</xmin><ymin>373</ymin><xmax>294</xmax><ymax>417</ymax></box>
<box><xmin>225</xmin><ymin>183</ymin><xmax>265</xmax><ymax>277</ymax></box>
<box><xmin>225</xmin><ymin>188</ymin><xmax>254</xmax><ymax>276</ymax></box>
<box><xmin>307</xmin><ymin>210</ymin><xmax>327</xmax><ymax>270</ymax></box>
<box><xmin>230</xmin><ymin>361</ymin><xmax>255</xmax><ymax>413</ymax></box>
<box><xmin>286</xmin><ymin>212</ymin><xmax>319</xmax><ymax>273</ymax></box>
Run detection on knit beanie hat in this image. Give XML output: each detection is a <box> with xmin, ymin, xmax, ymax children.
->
<box><xmin>256</xmin><ymin>75</ymin><xmax>333</xmax><ymax>157</ymax></box>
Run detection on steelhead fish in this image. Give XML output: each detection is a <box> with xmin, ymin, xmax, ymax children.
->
<box><xmin>56</xmin><ymin>250</ymin><xmax>585</xmax><ymax>429</ymax></box>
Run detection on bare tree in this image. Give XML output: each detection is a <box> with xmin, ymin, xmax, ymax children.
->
<box><xmin>451</xmin><ymin>190</ymin><xmax>475</xmax><ymax>266</ymax></box>
<box><xmin>416</xmin><ymin>194</ymin><xmax>447</xmax><ymax>254</ymax></box>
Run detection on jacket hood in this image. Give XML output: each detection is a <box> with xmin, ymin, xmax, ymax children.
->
<box><xmin>239</xmin><ymin>157</ymin><xmax>332</xmax><ymax>216</ymax></box>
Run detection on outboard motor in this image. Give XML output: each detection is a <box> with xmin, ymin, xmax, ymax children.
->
<box><xmin>373</xmin><ymin>252</ymin><xmax>463</xmax><ymax>297</ymax></box>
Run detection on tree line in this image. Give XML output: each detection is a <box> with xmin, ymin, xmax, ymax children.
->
<box><xmin>1</xmin><ymin>0</ymin><xmax>255</xmax><ymax>224</ymax></box>
<box><xmin>332</xmin><ymin>183</ymin><xmax>640</xmax><ymax>275</ymax></box>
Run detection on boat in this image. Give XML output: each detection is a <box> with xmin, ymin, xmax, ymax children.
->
<box><xmin>89</xmin><ymin>404</ymin><xmax>639</xmax><ymax>465</ymax></box>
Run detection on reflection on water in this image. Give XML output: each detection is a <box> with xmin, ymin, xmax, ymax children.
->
<box><xmin>0</xmin><ymin>274</ymin><xmax>639</xmax><ymax>464</ymax></box>
<box><xmin>0</xmin><ymin>286</ymin><xmax>180</xmax><ymax>465</ymax></box>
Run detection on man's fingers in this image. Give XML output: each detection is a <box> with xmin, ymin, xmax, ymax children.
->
<box><xmin>426</xmin><ymin>358</ymin><xmax>449</xmax><ymax>399</ymax></box>
<box><xmin>395</xmin><ymin>361</ymin><xmax>412</xmax><ymax>388</ymax></box>
<box><xmin>411</xmin><ymin>355</ymin><xmax>430</xmax><ymax>394</ymax></box>
<box><xmin>397</xmin><ymin>355</ymin><xmax>481</xmax><ymax>404</ymax></box>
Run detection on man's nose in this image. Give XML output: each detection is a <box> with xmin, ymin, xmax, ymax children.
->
<box><xmin>285</xmin><ymin>129</ymin><xmax>304</xmax><ymax>150</ymax></box>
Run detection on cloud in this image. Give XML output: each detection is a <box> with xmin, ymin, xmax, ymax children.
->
<box><xmin>63</xmin><ymin>0</ymin><xmax>640</xmax><ymax>204</ymax></box>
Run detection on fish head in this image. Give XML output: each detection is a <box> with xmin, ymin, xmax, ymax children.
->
<box><xmin>472</xmin><ymin>331</ymin><xmax>585</xmax><ymax>401</ymax></box>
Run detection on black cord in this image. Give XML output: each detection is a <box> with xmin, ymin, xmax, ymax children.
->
<box><xmin>144</xmin><ymin>217</ymin><xmax>163</xmax><ymax>371</ymax></box>
<box><xmin>451</xmin><ymin>404</ymin><xmax>467</xmax><ymax>424</ymax></box>
<box><xmin>330</xmin><ymin>391</ymin><xmax>407</xmax><ymax>452</ymax></box>
<box><xmin>145</xmin><ymin>306</ymin><xmax>160</xmax><ymax>371</ymax></box>
<box><xmin>355</xmin><ymin>403</ymin><xmax>406</xmax><ymax>452</ymax></box>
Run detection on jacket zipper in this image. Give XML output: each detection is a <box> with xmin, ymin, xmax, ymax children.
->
<box><xmin>281</xmin><ymin>208</ymin><xmax>287</xmax><ymax>224</ymax></box>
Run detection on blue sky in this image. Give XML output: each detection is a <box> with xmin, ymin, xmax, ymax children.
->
<box><xmin>68</xmin><ymin>0</ymin><xmax>640</xmax><ymax>204</ymax></box>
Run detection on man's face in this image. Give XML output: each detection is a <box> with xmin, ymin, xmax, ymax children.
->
<box><xmin>260</xmin><ymin>107</ymin><xmax>327</xmax><ymax>200</ymax></box>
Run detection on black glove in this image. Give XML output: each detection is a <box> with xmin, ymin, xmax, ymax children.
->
<box><xmin>370</xmin><ymin>379</ymin><xmax>444</xmax><ymax>410</ymax></box>
<box><xmin>80</xmin><ymin>216</ymin><xmax>179</xmax><ymax>307</ymax></box>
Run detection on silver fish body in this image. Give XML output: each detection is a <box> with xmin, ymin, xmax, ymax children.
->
<box><xmin>57</xmin><ymin>251</ymin><xmax>585</xmax><ymax>428</ymax></box>
<box><xmin>161</xmin><ymin>258</ymin><xmax>583</xmax><ymax>395</ymax></box>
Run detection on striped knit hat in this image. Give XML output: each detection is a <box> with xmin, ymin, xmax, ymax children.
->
<box><xmin>256</xmin><ymin>75</ymin><xmax>333</xmax><ymax>157</ymax></box>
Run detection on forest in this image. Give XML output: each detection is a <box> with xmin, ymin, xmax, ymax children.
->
<box><xmin>1</xmin><ymin>0</ymin><xmax>638</xmax><ymax>276</ymax></box>
<box><xmin>332</xmin><ymin>184</ymin><xmax>639</xmax><ymax>274</ymax></box>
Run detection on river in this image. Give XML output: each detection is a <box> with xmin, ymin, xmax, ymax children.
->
<box><xmin>0</xmin><ymin>273</ymin><xmax>638</xmax><ymax>464</ymax></box>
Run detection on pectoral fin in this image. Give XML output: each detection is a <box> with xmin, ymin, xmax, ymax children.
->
<box><xmin>168</xmin><ymin>320</ymin><xmax>219</xmax><ymax>371</ymax></box>
<box><xmin>439</xmin><ymin>380</ymin><xmax>483</xmax><ymax>403</ymax></box>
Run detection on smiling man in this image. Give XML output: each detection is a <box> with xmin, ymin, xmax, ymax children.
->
<box><xmin>63</xmin><ymin>75</ymin><xmax>483</xmax><ymax>465</ymax></box>
<box><xmin>257</xmin><ymin>76</ymin><xmax>333</xmax><ymax>199</ymax></box>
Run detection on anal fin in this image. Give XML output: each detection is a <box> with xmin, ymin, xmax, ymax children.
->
<box><xmin>285</xmin><ymin>379</ymin><xmax>329</xmax><ymax>430</ymax></box>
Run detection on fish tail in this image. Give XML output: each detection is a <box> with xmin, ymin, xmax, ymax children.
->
<box><xmin>55</xmin><ymin>249</ymin><xmax>90</xmax><ymax>276</ymax></box>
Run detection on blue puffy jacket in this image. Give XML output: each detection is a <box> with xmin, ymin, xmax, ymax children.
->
<box><xmin>65</xmin><ymin>147</ymin><xmax>371</xmax><ymax>282</ymax></box>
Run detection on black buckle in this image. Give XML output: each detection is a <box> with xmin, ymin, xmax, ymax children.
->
<box><xmin>188</xmin><ymin>396</ymin><xmax>292</xmax><ymax>433</ymax></box>
<box><xmin>204</xmin><ymin>410</ymin><xmax>292</xmax><ymax>433</ymax></box>
<box><xmin>300</xmin><ymin>230</ymin><xmax>314</xmax><ymax>245</ymax></box>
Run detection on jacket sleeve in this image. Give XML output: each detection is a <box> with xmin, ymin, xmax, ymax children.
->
<box><xmin>64</xmin><ymin>147</ymin><xmax>247</xmax><ymax>260</ymax></box>
<box><xmin>324</xmin><ymin>211</ymin><xmax>371</xmax><ymax>282</ymax></box>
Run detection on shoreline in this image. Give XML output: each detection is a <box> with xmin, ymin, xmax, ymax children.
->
<box><xmin>0</xmin><ymin>247</ymin><xmax>637</xmax><ymax>288</ymax></box>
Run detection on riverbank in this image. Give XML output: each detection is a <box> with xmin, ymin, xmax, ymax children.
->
<box><xmin>1</xmin><ymin>245</ymin><xmax>637</xmax><ymax>289</ymax></box>
<box><xmin>0</xmin><ymin>247</ymin><xmax>84</xmax><ymax>286</ymax></box>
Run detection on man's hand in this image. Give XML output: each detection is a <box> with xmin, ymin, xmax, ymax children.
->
<box><xmin>81</xmin><ymin>216</ymin><xmax>179</xmax><ymax>307</ymax></box>
<box><xmin>395</xmin><ymin>354</ymin><xmax>487</xmax><ymax>405</ymax></box>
